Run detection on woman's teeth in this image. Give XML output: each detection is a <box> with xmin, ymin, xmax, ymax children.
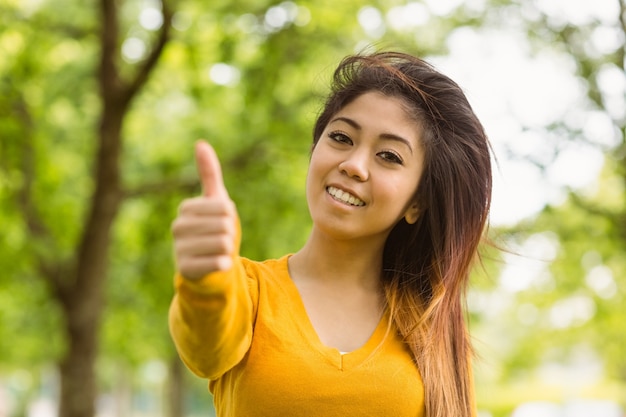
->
<box><xmin>327</xmin><ymin>186</ymin><xmax>365</xmax><ymax>206</ymax></box>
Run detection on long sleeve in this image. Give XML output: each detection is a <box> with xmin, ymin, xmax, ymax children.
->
<box><xmin>169</xmin><ymin>249</ymin><xmax>256</xmax><ymax>380</ymax></box>
<box><xmin>171</xmin><ymin>255</ymin><xmax>425</xmax><ymax>417</ymax></box>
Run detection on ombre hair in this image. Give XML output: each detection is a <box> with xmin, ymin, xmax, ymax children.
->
<box><xmin>314</xmin><ymin>52</ymin><xmax>492</xmax><ymax>417</ymax></box>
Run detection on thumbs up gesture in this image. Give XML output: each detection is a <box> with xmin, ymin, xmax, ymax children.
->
<box><xmin>172</xmin><ymin>141</ymin><xmax>238</xmax><ymax>280</ymax></box>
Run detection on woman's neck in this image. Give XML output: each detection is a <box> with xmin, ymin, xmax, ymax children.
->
<box><xmin>289</xmin><ymin>227</ymin><xmax>386</xmax><ymax>290</ymax></box>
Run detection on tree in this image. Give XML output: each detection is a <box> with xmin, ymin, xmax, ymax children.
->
<box><xmin>10</xmin><ymin>0</ymin><xmax>610</xmax><ymax>416</ymax></box>
<box><xmin>468</xmin><ymin>0</ymin><xmax>626</xmax><ymax>412</ymax></box>
<box><xmin>1</xmin><ymin>0</ymin><xmax>173</xmax><ymax>415</ymax></box>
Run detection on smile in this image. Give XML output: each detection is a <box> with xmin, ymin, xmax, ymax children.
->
<box><xmin>326</xmin><ymin>186</ymin><xmax>365</xmax><ymax>207</ymax></box>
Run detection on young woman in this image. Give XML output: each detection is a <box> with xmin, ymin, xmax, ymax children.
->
<box><xmin>169</xmin><ymin>51</ymin><xmax>492</xmax><ymax>417</ymax></box>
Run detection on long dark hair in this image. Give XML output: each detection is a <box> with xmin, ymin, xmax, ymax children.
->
<box><xmin>314</xmin><ymin>51</ymin><xmax>492</xmax><ymax>417</ymax></box>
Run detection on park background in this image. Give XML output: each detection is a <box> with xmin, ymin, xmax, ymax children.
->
<box><xmin>0</xmin><ymin>0</ymin><xmax>625</xmax><ymax>416</ymax></box>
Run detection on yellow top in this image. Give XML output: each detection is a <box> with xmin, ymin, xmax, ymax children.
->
<box><xmin>169</xmin><ymin>255</ymin><xmax>425</xmax><ymax>416</ymax></box>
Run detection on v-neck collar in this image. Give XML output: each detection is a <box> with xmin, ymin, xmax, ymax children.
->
<box><xmin>276</xmin><ymin>255</ymin><xmax>390</xmax><ymax>371</ymax></box>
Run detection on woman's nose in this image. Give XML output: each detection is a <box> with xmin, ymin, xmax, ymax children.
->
<box><xmin>338</xmin><ymin>150</ymin><xmax>369</xmax><ymax>181</ymax></box>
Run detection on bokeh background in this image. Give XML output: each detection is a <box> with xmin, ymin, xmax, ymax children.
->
<box><xmin>0</xmin><ymin>0</ymin><xmax>624</xmax><ymax>416</ymax></box>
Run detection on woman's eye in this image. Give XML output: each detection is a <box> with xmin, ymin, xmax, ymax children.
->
<box><xmin>378</xmin><ymin>150</ymin><xmax>403</xmax><ymax>164</ymax></box>
<box><xmin>329</xmin><ymin>131</ymin><xmax>352</xmax><ymax>144</ymax></box>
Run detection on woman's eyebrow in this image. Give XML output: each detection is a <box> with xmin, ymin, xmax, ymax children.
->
<box><xmin>330</xmin><ymin>116</ymin><xmax>361</xmax><ymax>130</ymax></box>
<box><xmin>330</xmin><ymin>116</ymin><xmax>413</xmax><ymax>154</ymax></box>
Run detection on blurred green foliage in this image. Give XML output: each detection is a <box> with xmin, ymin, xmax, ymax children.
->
<box><xmin>1</xmin><ymin>0</ymin><xmax>625</xmax><ymax>416</ymax></box>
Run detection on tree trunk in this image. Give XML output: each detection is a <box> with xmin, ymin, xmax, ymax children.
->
<box><xmin>57</xmin><ymin>105</ymin><xmax>123</xmax><ymax>416</ymax></box>
<box><xmin>58</xmin><ymin>309</ymin><xmax>100</xmax><ymax>417</ymax></box>
<box><xmin>51</xmin><ymin>0</ymin><xmax>171</xmax><ymax>414</ymax></box>
<box><xmin>167</xmin><ymin>356</ymin><xmax>185</xmax><ymax>417</ymax></box>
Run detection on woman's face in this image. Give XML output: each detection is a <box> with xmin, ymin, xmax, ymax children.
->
<box><xmin>306</xmin><ymin>91</ymin><xmax>425</xmax><ymax>244</ymax></box>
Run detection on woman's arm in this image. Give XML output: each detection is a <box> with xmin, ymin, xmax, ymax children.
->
<box><xmin>168</xmin><ymin>141</ymin><xmax>253</xmax><ymax>379</ymax></box>
<box><xmin>169</xmin><ymin>258</ymin><xmax>254</xmax><ymax>379</ymax></box>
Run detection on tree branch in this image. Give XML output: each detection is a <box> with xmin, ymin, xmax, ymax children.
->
<box><xmin>123</xmin><ymin>0</ymin><xmax>173</xmax><ymax>106</ymax></box>
<box><xmin>10</xmin><ymin>94</ymin><xmax>73</xmax><ymax>301</ymax></box>
<box><xmin>14</xmin><ymin>100</ymin><xmax>49</xmax><ymax>240</ymax></box>
<box><xmin>122</xmin><ymin>176</ymin><xmax>200</xmax><ymax>199</ymax></box>
<box><xmin>569</xmin><ymin>191</ymin><xmax>621</xmax><ymax>224</ymax></box>
<box><xmin>39</xmin><ymin>258</ymin><xmax>74</xmax><ymax>306</ymax></box>
<box><xmin>99</xmin><ymin>0</ymin><xmax>121</xmax><ymax>105</ymax></box>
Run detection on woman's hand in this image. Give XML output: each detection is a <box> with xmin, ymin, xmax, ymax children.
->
<box><xmin>171</xmin><ymin>141</ymin><xmax>238</xmax><ymax>280</ymax></box>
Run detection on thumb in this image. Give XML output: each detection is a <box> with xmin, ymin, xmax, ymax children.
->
<box><xmin>195</xmin><ymin>140</ymin><xmax>228</xmax><ymax>198</ymax></box>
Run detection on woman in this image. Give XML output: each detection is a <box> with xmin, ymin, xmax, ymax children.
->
<box><xmin>170</xmin><ymin>51</ymin><xmax>491</xmax><ymax>417</ymax></box>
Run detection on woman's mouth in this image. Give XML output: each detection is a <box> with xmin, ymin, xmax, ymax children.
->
<box><xmin>326</xmin><ymin>186</ymin><xmax>365</xmax><ymax>207</ymax></box>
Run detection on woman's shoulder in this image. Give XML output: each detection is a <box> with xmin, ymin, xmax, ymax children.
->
<box><xmin>239</xmin><ymin>254</ymin><xmax>292</xmax><ymax>280</ymax></box>
<box><xmin>238</xmin><ymin>255</ymin><xmax>294</xmax><ymax>314</ymax></box>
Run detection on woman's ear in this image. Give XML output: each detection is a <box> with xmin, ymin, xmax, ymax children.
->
<box><xmin>404</xmin><ymin>201</ymin><xmax>420</xmax><ymax>225</ymax></box>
